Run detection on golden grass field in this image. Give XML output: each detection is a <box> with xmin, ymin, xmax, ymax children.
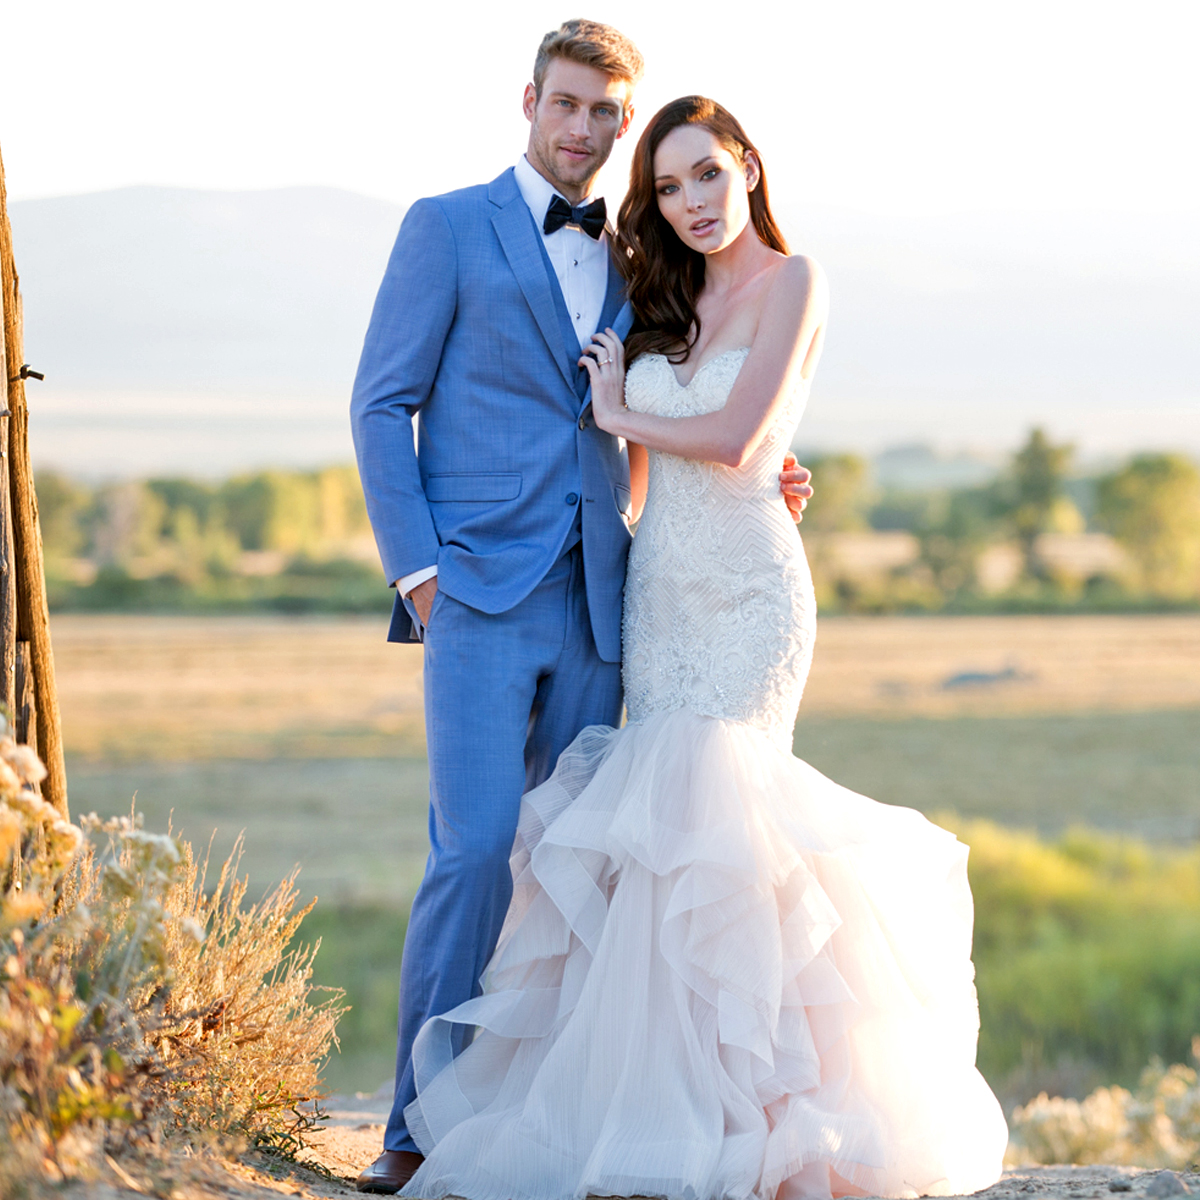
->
<box><xmin>51</xmin><ymin>612</ymin><xmax>1200</xmax><ymax>762</ymax></box>
<box><xmin>51</xmin><ymin>612</ymin><xmax>1200</xmax><ymax>909</ymax></box>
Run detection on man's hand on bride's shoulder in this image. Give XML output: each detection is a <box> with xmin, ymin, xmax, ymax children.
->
<box><xmin>780</xmin><ymin>453</ymin><xmax>813</xmax><ymax>523</ymax></box>
<box><xmin>580</xmin><ymin>328</ymin><xmax>628</xmax><ymax>435</ymax></box>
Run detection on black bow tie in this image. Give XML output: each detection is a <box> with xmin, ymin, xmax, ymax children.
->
<box><xmin>543</xmin><ymin>194</ymin><xmax>607</xmax><ymax>240</ymax></box>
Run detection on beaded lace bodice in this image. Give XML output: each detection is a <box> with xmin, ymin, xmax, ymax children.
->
<box><xmin>621</xmin><ymin>348</ymin><xmax>816</xmax><ymax>748</ymax></box>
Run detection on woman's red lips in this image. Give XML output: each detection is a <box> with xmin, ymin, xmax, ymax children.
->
<box><xmin>691</xmin><ymin>218</ymin><xmax>717</xmax><ymax>232</ymax></box>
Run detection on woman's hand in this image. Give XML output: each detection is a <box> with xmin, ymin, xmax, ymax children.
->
<box><xmin>579</xmin><ymin>328</ymin><xmax>627</xmax><ymax>434</ymax></box>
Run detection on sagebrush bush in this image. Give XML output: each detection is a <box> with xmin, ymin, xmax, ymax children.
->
<box><xmin>1009</xmin><ymin>1040</ymin><xmax>1200</xmax><ymax>1168</ymax></box>
<box><xmin>149</xmin><ymin>836</ymin><xmax>344</xmax><ymax>1135</ymax></box>
<box><xmin>0</xmin><ymin>722</ymin><xmax>343</xmax><ymax>1192</ymax></box>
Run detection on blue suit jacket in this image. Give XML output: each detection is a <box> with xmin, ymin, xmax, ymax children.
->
<box><xmin>351</xmin><ymin>168</ymin><xmax>634</xmax><ymax>663</ymax></box>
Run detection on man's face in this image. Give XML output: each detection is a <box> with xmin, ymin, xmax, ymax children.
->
<box><xmin>523</xmin><ymin>58</ymin><xmax>633</xmax><ymax>202</ymax></box>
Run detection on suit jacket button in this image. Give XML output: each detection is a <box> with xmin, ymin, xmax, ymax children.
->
<box><xmin>578</xmin><ymin>415</ymin><xmax>587</xmax><ymax>430</ymax></box>
<box><xmin>566</xmin><ymin>492</ymin><xmax>579</xmax><ymax>505</ymax></box>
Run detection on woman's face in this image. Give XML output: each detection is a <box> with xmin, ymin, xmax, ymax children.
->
<box><xmin>652</xmin><ymin>123</ymin><xmax>759</xmax><ymax>255</ymax></box>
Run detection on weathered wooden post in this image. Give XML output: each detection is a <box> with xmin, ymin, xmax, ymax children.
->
<box><xmin>0</xmin><ymin>141</ymin><xmax>68</xmax><ymax>815</ymax></box>
<box><xmin>0</xmin><ymin>215</ymin><xmax>16</xmax><ymax>725</ymax></box>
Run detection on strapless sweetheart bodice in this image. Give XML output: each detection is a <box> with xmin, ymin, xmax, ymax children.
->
<box><xmin>621</xmin><ymin>348</ymin><xmax>816</xmax><ymax>747</ymax></box>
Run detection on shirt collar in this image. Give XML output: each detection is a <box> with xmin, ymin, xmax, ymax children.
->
<box><xmin>514</xmin><ymin>154</ymin><xmax>595</xmax><ymax>226</ymax></box>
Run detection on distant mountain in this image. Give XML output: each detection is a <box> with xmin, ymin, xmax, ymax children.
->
<box><xmin>13</xmin><ymin>186</ymin><xmax>402</xmax><ymax>476</ymax></box>
<box><xmin>780</xmin><ymin>204</ymin><xmax>1200</xmax><ymax>457</ymax></box>
<box><xmin>10</xmin><ymin>186</ymin><xmax>1200</xmax><ymax>477</ymax></box>
<box><xmin>14</xmin><ymin>186</ymin><xmax>400</xmax><ymax>390</ymax></box>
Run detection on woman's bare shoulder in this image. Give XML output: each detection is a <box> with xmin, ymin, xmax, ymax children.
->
<box><xmin>753</xmin><ymin>255</ymin><xmax>828</xmax><ymax>341</ymax></box>
<box><xmin>767</xmin><ymin>253</ymin><xmax>827</xmax><ymax>304</ymax></box>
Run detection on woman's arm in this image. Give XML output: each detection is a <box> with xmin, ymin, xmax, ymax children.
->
<box><xmin>627</xmin><ymin>440</ymin><xmax>648</xmax><ymax>523</ymax></box>
<box><xmin>583</xmin><ymin>256</ymin><xmax>828</xmax><ymax>469</ymax></box>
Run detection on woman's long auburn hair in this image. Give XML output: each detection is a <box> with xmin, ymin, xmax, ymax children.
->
<box><xmin>614</xmin><ymin>96</ymin><xmax>790</xmax><ymax>365</ymax></box>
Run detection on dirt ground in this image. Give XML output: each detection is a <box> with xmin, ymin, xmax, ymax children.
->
<box><xmin>73</xmin><ymin>1096</ymin><xmax>1200</xmax><ymax>1200</ymax></box>
<box><xmin>57</xmin><ymin>1088</ymin><xmax>1200</xmax><ymax>1196</ymax></box>
<box><xmin>293</xmin><ymin>1091</ymin><xmax>1200</xmax><ymax>1198</ymax></box>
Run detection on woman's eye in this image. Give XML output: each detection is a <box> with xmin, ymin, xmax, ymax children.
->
<box><xmin>701</xmin><ymin>168</ymin><xmax>719</xmax><ymax>181</ymax></box>
<box><xmin>657</xmin><ymin>184</ymin><xmax>678</xmax><ymax>195</ymax></box>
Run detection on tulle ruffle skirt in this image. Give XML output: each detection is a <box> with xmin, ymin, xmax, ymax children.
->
<box><xmin>400</xmin><ymin>708</ymin><xmax>1008</xmax><ymax>1200</ymax></box>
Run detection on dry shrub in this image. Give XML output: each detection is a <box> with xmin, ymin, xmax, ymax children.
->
<box><xmin>150</xmin><ymin>837</ymin><xmax>343</xmax><ymax>1137</ymax></box>
<box><xmin>0</xmin><ymin>722</ymin><xmax>344</xmax><ymax>1194</ymax></box>
<box><xmin>1009</xmin><ymin>1040</ymin><xmax>1200</xmax><ymax>1168</ymax></box>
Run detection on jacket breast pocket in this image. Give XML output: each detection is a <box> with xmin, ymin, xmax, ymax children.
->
<box><xmin>425</xmin><ymin>473</ymin><xmax>522</xmax><ymax>503</ymax></box>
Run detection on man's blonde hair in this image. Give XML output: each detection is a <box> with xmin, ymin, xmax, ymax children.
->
<box><xmin>533</xmin><ymin>18</ymin><xmax>644</xmax><ymax>101</ymax></box>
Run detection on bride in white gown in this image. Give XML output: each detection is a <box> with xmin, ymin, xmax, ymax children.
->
<box><xmin>399</xmin><ymin>96</ymin><xmax>1008</xmax><ymax>1200</ymax></box>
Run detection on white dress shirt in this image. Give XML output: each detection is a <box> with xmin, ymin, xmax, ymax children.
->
<box><xmin>512</xmin><ymin>154</ymin><xmax>611</xmax><ymax>350</ymax></box>
<box><xmin>397</xmin><ymin>156</ymin><xmax>611</xmax><ymax>598</ymax></box>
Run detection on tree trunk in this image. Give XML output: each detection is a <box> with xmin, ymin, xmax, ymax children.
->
<box><xmin>0</xmin><ymin>142</ymin><xmax>67</xmax><ymax>815</ymax></box>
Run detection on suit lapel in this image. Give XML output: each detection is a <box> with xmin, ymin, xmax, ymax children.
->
<box><xmin>579</xmin><ymin>272</ymin><xmax>635</xmax><ymax>422</ymax></box>
<box><xmin>598</xmin><ymin>252</ymin><xmax>626</xmax><ymax>337</ymax></box>
<box><xmin>490</xmin><ymin>178</ymin><xmax>577</xmax><ymax>396</ymax></box>
<box><xmin>612</xmin><ymin>300</ymin><xmax>634</xmax><ymax>342</ymax></box>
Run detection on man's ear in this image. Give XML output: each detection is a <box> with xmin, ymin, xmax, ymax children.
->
<box><xmin>617</xmin><ymin>103</ymin><xmax>635</xmax><ymax>139</ymax></box>
<box><xmin>522</xmin><ymin>82</ymin><xmax>538</xmax><ymax>123</ymax></box>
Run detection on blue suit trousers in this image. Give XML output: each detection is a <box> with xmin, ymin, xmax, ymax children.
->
<box><xmin>385</xmin><ymin>545</ymin><xmax>623</xmax><ymax>1152</ymax></box>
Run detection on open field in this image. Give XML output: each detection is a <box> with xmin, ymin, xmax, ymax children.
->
<box><xmin>795</xmin><ymin>709</ymin><xmax>1200</xmax><ymax>841</ymax></box>
<box><xmin>53</xmin><ymin>612</ymin><xmax>1200</xmax><ymax>901</ymax></box>
<box><xmin>50</xmin><ymin>613</ymin><xmax>1200</xmax><ymax>1093</ymax></box>
<box><xmin>51</xmin><ymin>613</ymin><xmax>1200</xmax><ymax>762</ymax></box>
<box><xmin>66</xmin><ymin>707</ymin><xmax>1200</xmax><ymax>915</ymax></box>
<box><xmin>56</xmin><ymin>612</ymin><xmax>1200</xmax><ymax>901</ymax></box>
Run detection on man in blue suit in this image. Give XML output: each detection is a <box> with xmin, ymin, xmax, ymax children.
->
<box><xmin>351</xmin><ymin>19</ymin><xmax>812</xmax><ymax>1191</ymax></box>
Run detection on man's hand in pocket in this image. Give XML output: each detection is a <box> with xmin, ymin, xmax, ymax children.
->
<box><xmin>410</xmin><ymin>577</ymin><xmax>438</xmax><ymax>627</ymax></box>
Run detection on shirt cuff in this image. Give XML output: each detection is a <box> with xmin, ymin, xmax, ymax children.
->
<box><xmin>397</xmin><ymin>565</ymin><xmax>437</xmax><ymax>598</ymax></box>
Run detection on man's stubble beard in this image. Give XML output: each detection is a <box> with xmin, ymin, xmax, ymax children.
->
<box><xmin>528</xmin><ymin>121</ymin><xmax>607</xmax><ymax>200</ymax></box>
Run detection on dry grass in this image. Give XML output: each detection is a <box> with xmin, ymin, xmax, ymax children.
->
<box><xmin>50</xmin><ymin>616</ymin><xmax>425</xmax><ymax>763</ymax></box>
<box><xmin>48</xmin><ymin>614</ymin><xmax>1200</xmax><ymax>763</ymax></box>
<box><xmin>801</xmin><ymin>614</ymin><xmax>1200</xmax><ymax>717</ymax></box>
<box><xmin>67</xmin><ymin>759</ymin><xmax>433</xmax><ymax>908</ymax></box>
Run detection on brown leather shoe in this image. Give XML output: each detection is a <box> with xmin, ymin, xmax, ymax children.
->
<box><xmin>355</xmin><ymin>1150</ymin><xmax>425</xmax><ymax>1193</ymax></box>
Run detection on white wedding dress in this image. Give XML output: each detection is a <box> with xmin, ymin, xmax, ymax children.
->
<box><xmin>399</xmin><ymin>349</ymin><xmax>1008</xmax><ymax>1200</ymax></box>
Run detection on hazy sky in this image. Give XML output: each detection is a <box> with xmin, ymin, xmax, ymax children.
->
<box><xmin>4</xmin><ymin>0</ymin><xmax>1198</xmax><ymax>216</ymax></box>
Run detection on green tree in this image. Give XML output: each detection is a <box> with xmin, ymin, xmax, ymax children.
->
<box><xmin>1008</xmin><ymin>428</ymin><xmax>1075</xmax><ymax>576</ymax></box>
<box><xmin>220</xmin><ymin>471</ymin><xmax>333</xmax><ymax>557</ymax></box>
<box><xmin>918</xmin><ymin>488</ymin><xmax>997</xmax><ymax>596</ymax></box>
<box><xmin>803</xmin><ymin>454</ymin><xmax>871</xmax><ymax>533</ymax></box>
<box><xmin>34</xmin><ymin>471</ymin><xmax>89</xmax><ymax>564</ymax></box>
<box><xmin>86</xmin><ymin>482</ymin><xmax>168</xmax><ymax>565</ymax></box>
<box><xmin>315</xmin><ymin>466</ymin><xmax>372</xmax><ymax>545</ymax></box>
<box><xmin>1097</xmin><ymin>453</ymin><xmax>1200</xmax><ymax>598</ymax></box>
